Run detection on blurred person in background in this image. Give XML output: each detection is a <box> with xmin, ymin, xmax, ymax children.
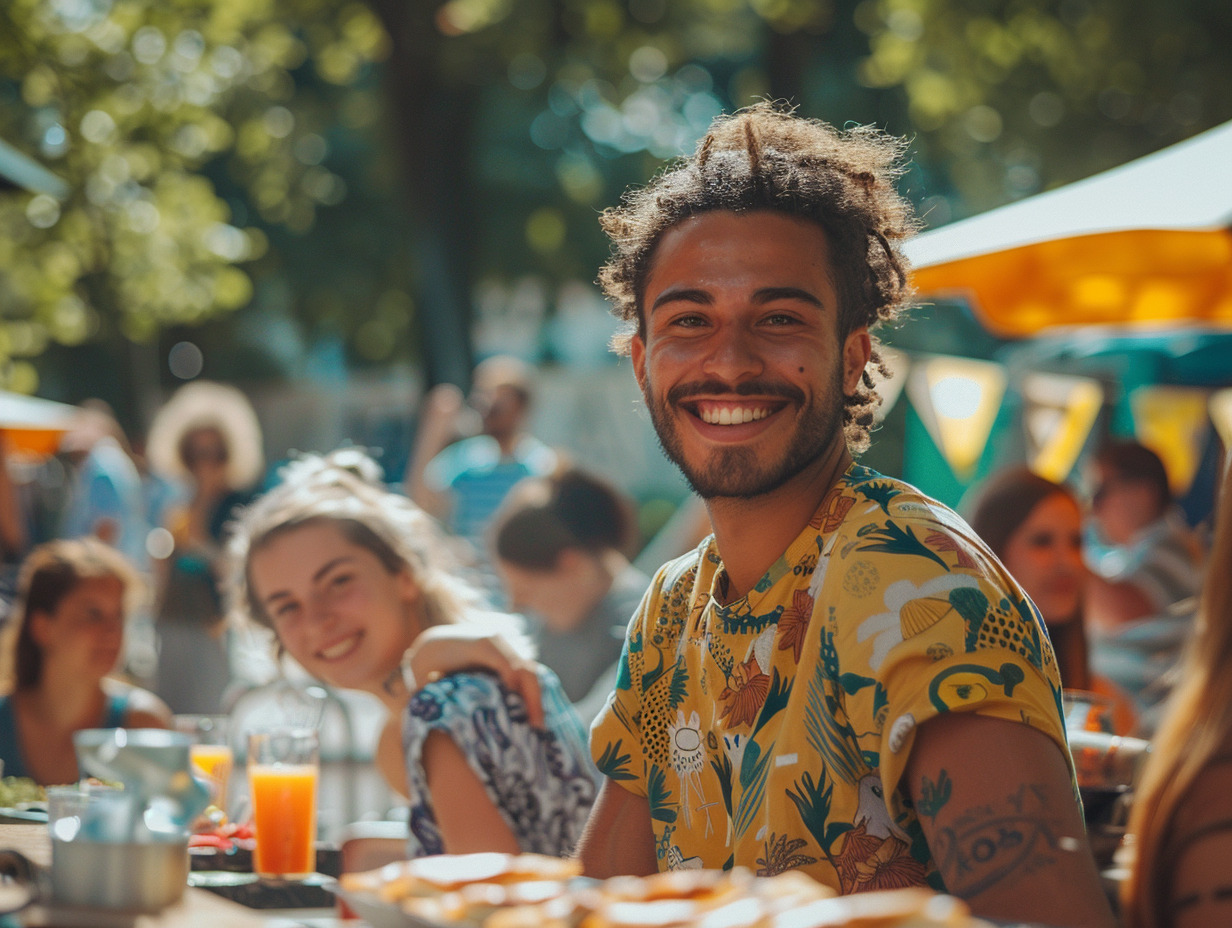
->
<box><xmin>1085</xmin><ymin>439</ymin><xmax>1205</xmax><ymax>632</ymax></box>
<box><xmin>491</xmin><ymin>468</ymin><xmax>650</xmax><ymax>725</ymax></box>
<box><xmin>404</xmin><ymin>356</ymin><xmax>559</xmax><ymax>563</ymax></box>
<box><xmin>143</xmin><ymin>381</ymin><xmax>265</xmax><ymax>714</ymax></box>
<box><xmin>964</xmin><ymin>466</ymin><xmax>1137</xmax><ymax>736</ymax></box>
<box><xmin>1123</xmin><ymin>459</ymin><xmax>1232</xmax><ymax>928</ymax></box>
<box><xmin>1083</xmin><ymin>440</ymin><xmax>1205</xmax><ymax>731</ymax></box>
<box><xmin>0</xmin><ymin>435</ymin><xmax>29</xmax><ymax>609</ymax></box>
<box><xmin>0</xmin><ymin>435</ymin><xmax>27</xmax><ymax>565</ymax></box>
<box><xmin>57</xmin><ymin>401</ymin><xmax>148</xmax><ymax>571</ymax></box>
<box><xmin>227</xmin><ymin>450</ymin><xmax>597</xmax><ymax>857</ymax></box>
<box><xmin>0</xmin><ymin>537</ymin><xmax>170</xmax><ymax>785</ymax></box>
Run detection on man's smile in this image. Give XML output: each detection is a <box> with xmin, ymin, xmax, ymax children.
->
<box><xmin>692</xmin><ymin>400</ymin><xmax>779</xmax><ymax>426</ymax></box>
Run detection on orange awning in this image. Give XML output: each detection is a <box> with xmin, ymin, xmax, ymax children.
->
<box><xmin>0</xmin><ymin>390</ymin><xmax>77</xmax><ymax>456</ymax></box>
<box><xmin>904</xmin><ymin>121</ymin><xmax>1232</xmax><ymax>338</ymax></box>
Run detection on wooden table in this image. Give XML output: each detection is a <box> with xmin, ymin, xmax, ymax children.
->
<box><xmin>0</xmin><ymin>824</ymin><xmax>343</xmax><ymax>928</ymax></box>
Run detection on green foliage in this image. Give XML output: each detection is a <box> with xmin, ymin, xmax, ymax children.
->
<box><xmin>1</xmin><ymin>0</ymin><xmax>1229</xmax><ymax>399</ymax></box>
<box><xmin>854</xmin><ymin>0</ymin><xmax>1232</xmax><ymax>216</ymax></box>
<box><xmin>0</xmin><ymin>0</ymin><xmax>388</xmax><ymax>390</ymax></box>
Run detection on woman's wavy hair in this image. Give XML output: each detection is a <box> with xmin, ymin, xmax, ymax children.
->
<box><xmin>598</xmin><ymin>101</ymin><xmax>919</xmax><ymax>452</ymax></box>
<box><xmin>1123</xmin><ymin>461</ymin><xmax>1232</xmax><ymax>927</ymax></box>
<box><xmin>225</xmin><ymin>450</ymin><xmax>488</xmax><ymax>636</ymax></box>
<box><xmin>3</xmin><ymin>537</ymin><xmax>141</xmax><ymax>691</ymax></box>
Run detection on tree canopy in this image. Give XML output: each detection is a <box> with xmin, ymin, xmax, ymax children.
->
<box><xmin>0</xmin><ymin>0</ymin><xmax>1228</xmax><ymax>404</ymax></box>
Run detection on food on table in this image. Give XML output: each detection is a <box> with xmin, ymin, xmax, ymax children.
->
<box><xmin>0</xmin><ymin>776</ymin><xmax>45</xmax><ymax>807</ymax></box>
<box><xmin>339</xmin><ymin>854</ymin><xmax>988</xmax><ymax>928</ymax></box>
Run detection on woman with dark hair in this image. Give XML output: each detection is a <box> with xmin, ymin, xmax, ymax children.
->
<box><xmin>965</xmin><ymin>466</ymin><xmax>1136</xmax><ymax>735</ymax></box>
<box><xmin>491</xmin><ymin>469</ymin><xmax>650</xmax><ymax>724</ymax></box>
<box><xmin>0</xmin><ymin>538</ymin><xmax>170</xmax><ymax>785</ymax></box>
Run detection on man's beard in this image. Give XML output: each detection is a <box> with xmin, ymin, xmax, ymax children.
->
<box><xmin>642</xmin><ymin>370</ymin><xmax>846</xmax><ymax>500</ymax></box>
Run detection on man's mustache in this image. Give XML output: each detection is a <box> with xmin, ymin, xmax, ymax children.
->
<box><xmin>665</xmin><ymin>380</ymin><xmax>806</xmax><ymax>406</ymax></box>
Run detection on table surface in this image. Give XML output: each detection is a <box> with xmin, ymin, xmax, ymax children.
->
<box><xmin>0</xmin><ymin>824</ymin><xmax>346</xmax><ymax>928</ymax></box>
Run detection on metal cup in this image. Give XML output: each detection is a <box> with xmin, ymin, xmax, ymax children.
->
<box><xmin>45</xmin><ymin>784</ymin><xmax>189</xmax><ymax>912</ymax></box>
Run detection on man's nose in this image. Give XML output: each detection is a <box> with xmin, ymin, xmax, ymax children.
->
<box><xmin>701</xmin><ymin>322</ymin><xmax>763</xmax><ymax>380</ymax></box>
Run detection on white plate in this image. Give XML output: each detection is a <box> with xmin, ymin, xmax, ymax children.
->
<box><xmin>332</xmin><ymin>886</ymin><xmax>451</xmax><ymax>928</ymax></box>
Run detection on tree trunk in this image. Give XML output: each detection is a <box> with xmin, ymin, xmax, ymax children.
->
<box><xmin>367</xmin><ymin>0</ymin><xmax>476</xmax><ymax>390</ymax></box>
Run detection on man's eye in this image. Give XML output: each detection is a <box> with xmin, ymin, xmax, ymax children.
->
<box><xmin>763</xmin><ymin>312</ymin><xmax>799</xmax><ymax>326</ymax></box>
<box><xmin>670</xmin><ymin>313</ymin><xmax>707</xmax><ymax>328</ymax></box>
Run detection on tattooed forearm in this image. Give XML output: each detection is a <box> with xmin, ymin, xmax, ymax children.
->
<box><xmin>926</xmin><ymin>782</ymin><xmax>1077</xmax><ymax>899</ymax></box>
<box><xmin>918</xmin><ymin>769</ymin><xmax>952</xmax><ymax>821</ymax></box>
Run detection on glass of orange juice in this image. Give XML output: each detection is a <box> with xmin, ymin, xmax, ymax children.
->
<box><xmin>247</xmin><ymin>728</ymin><xmax>319</xmax><ymax>879</ymax></box>
<box><xmin>174</xmin><ymin>715</ymin><xmax>233</xmax><ymax>814</ymax></box>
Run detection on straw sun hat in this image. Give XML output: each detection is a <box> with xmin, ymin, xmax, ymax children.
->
<box><xmin>145</xmin><ymin>381</ymin><xmax>265</xmax><ymax>490</ymax></box>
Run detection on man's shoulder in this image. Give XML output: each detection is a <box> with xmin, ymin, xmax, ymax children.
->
<box><xmin>833</xmin><ymin>464</ymin><xmax>968</xmax><ymax>532</ymax></box>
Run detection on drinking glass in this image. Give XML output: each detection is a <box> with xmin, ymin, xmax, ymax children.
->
<box><xmin>174</xmin><ymin>714</ymin><xmax>233</xmax><ymax>814</ymax></box>
<box><xmin>247</xmin><ymin>728</ymin><xmax>319</xmax><ymax>879</ymax></box>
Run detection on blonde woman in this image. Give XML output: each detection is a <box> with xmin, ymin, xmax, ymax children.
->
<box><xmin>1123</xmin><ymin>462</ymin><xmax>1231</xmax><ymax>928</ymax></box>
<box><xmin>226</xmin><ymin>451</ymin><xmax>597</xmax><ymax>857</ymax></box>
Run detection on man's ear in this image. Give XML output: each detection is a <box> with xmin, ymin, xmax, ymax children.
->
<box><xmin>842</xmin><ymin>328</ymin><xmax>872</xmax><ymax>396</ymax></box>
<box><xmin>631</xmin><ymin>333</ymin><xmax>648</xmax><ymax>394</ymax></box>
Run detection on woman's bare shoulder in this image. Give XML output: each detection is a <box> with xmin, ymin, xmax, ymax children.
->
<box><xmin>102</xmin><ymin>678</ymin><xmax>173</xmax><ymax>728</ymax></box>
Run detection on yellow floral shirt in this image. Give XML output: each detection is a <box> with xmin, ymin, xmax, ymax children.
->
<box><xmin>590</xmin><ymin>464</ymin><xmax>1068</xmax><ymax>892</ymax></box>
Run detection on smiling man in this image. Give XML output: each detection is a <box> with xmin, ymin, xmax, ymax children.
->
<box><xmin>577</xmin><ymin>104</ymin><xmax>1115</xmax><ymax>928</ymax></box>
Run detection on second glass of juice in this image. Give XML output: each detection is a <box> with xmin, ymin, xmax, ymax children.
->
<box><xmin>174</xmin><ymin>714</ymin><xmax>234</xmax><ymax>814</ymax></box>
<box><xmin>247</xmin><ymin>728</ymin><xmax>319</xmax><ymax>879</ymax></box>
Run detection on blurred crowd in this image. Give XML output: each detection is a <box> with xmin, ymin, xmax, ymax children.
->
<box><xmin>0</xmin><ymin>352</ymin><xmax>1226</xmax><ymax>923</ymax></box>
<box><xmin>0</xmin><ymin>361</ymin><xmax>1212</xmax><ymax>744</ymax></box>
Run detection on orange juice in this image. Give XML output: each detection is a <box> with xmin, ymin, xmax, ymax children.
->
<box><xmin>190</xmin><ymin>743</ymin><xmax>234</xmax><ymax>811</ymax></box>
<box><xmin>249</xmin><ymin>763</ymin><xmax>318</xmax><ymax>877</ymax></box>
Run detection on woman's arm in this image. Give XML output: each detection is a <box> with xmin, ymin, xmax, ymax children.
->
<box><xmin>421</xmin><ymin>729</ymin><xmax>521</xmax><ymax>854</ymax></box>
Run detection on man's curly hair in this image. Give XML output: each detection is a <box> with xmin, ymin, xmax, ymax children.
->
<box><xmin>598</xmin><ymin>102</ymin><xmax>919</xmax><ymax>452</ymax></box>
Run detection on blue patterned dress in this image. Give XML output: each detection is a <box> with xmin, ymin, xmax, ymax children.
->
<box><xmin>401</xmin><ymin>669</ymin><xmax>598</xmax><ymax>857</ymax></box>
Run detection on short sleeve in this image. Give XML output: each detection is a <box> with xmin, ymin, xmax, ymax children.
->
<box><xmin>826</xmin><ymin>489</ymin><xmax>1069</xmax><ymax>801</ymax></box>
<box><xmin>875</xmin><ymin>644</ymin><xmax>1069</xmax><ymax>799</ymax></box>
<box><xmin>400</xmin><ymin>672</ymin><xmax>535</xmax><ymax>855</ymax></box>
<box><xmin>588</xmin><ymin>578</ymin><xmax>662</xmax><ymax>798</ymax></box>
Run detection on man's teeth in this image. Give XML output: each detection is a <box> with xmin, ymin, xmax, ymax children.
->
<box><xmin>700</xmin><ymin>406</ymin><xmax>769</xmax><ymax>425</ymax></box>
<box><xmin>320</xmin><ymin>634</ymin><xmax>360</xmax><ymax>660</ymax></box>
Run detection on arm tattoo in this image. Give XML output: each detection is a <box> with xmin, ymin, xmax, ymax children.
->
<box><xmin>929</xmin><ymin>782</ymin><xmax>1068</xmax><ymax>899</ymax></box>
<box><xmin>917</xmin><ymin>769</ymin><xmax>952</xmax><ymax>821</ymax></box>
